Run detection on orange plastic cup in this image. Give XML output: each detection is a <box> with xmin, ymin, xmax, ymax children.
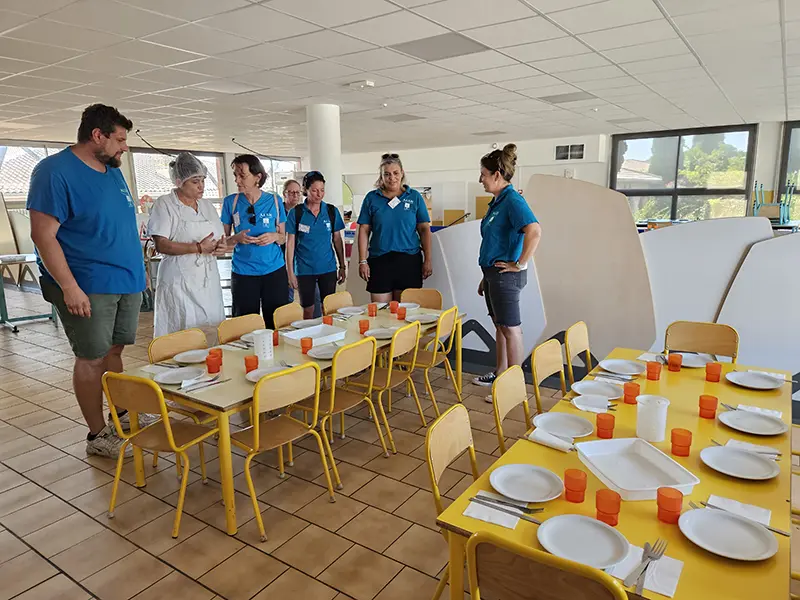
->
<box><xmin>323</xmin><ymin>315</ymin><xmax>333</xmax><ymax>326</ymax></box>
<box><xmin>564</xmin><ymin>469</ymin><xmax>587</xmax><ymax>503</ymax></box>
<box><xmin>657</xmin><ymin>487</ymin><xmax>683</xmax><ymax>522</ymax></box>
<box><xmin>359</xmin><ymin>320</ymin><xmax>370</xmax><ymax>335</ymax></box>
<box><xmin>208</xmin><ymin>348</ymin><xmax>222</xmax><ymax>359</ymax></box>
<box><xmin>667</xmin><ymin>353</ymin><xmax>683</xmax><ymax>372</ymax></box>
<box><xmin>596</xmin><ymin>489</ymin><xmax>621</xmax><ymax>526</ymax></box>
<box><xmin>706</xmin><ymin>362</ymin><xmax>722</xmax><ymax>382</ymax></box>
<box><xmin>671</xmin><ymin>428</ymin><xmax>692</xmax><ymax>457</ymax></box>
<box><xmin>301</xmin><ymin>337</ymin><xmax>313</xmax><ymax>354</ymax></box>
<box><xmin>206</xmin><ymin>355</ymin><xmax>221</xmax><ymax>374</ymax></box>
<box><xmin>368</xmin><ymin>303</ymin><xmax>378</xmax><ymax>317</ymax></box>
<box><xmin>646</xmin><ymin>361</ymin><xmax>662</xmax><ymax>381</ymax></box>
<box><xmin>272</xmin><ymin>330</ymin><xmax>280</xmax><ymax>346</ymax></box>
<box><xmin>397</xmin><ymin>307</ymin><xmax>407</xmax><ymax>320</ymax></box>
<box><xmin>389</xmin><ymin>301</ymin><xmax>399</xmax><ymax>314</ymax></box>
<box><xmin>596</xmin><ymin>413</ymin><xmax>615</xmax><ymax>439</ymax></box>
<box><xmin>244</xmin><ymin>355</ymin><xmax>258</xmax><ymax>373</ymax></box>
<box><xmin>657</xmin><ymin>507</ymin><xmax>680</xmax><ymax>524</ymax></box>
<box><xmin>623</xmin><ymin>381</ymin><xmax>640</xmax><ymax>405</ymax></box>
<box><xmin>597</xmin><ymin>510</ymin><xmax>619</xmax><ymax>527</ymax></box>
<box><xmin>699</xmin><ymin>394</ymin><xmax>718</xmax><ymax>419</ymax></box>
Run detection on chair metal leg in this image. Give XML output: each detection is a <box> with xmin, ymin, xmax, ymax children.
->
<box><xmin>424</xmin><ymin>369</ymin><xmax>442</xmax><ymax>417</ymax></box>
<box><xmin>409</xmin><ymin>379</ymin><xmax>427</xmax><ymax>427</ymax></box>
<box><xmin>375</xmin><ymin>390</ymin><xmax>396</xmax><ymax>454</ymax></box>
<box><xmin>432</xmin><ymin>564</ymin><xmax>450</xmax><ymax>600</ymax></box>
<box><xmin>287</xmin><ymin>441</ymin><xmax>294</xmax><ymax>466</ymax></box>
<box><xmin>172</xmin><ymin>453</ymin><xmax>191</xmax><ymax>538</ymax></box>
<box><xmin>198</xmin><ymin>442</ymin><xmax>207</xmax><ymax>484</ymax></box>
<box><xmin>175</xmin><ymin>452</ymin><xmax>182</xmax><ymax>479</ymax></box>
<box><xmin>243</xmin><ymin>453</ymin><xmax>267</xmax><ymax>541</ymax></box>
<box><xmin>388</xmin><ymin>387</ymin><xmax>392</xmax><ymax>413</ymax></box>
<box><xmin>107</xmin><ymin>440</ymin><xmax>130</xmax><ymax>518</ymax></box>
<box><xmin>277</xmin><ymin>445</ymin><xmax>286</xmax><ymax>479</ymax></box>
<box><xmin>310</xmin><ymin>429</ymin><xmax>336</xmax><ymax>503</ymax></box>
<box><xmin>364</xmin><ymin>399</ymin><xmax>390</xmax><ymax>458</ymax></box>
<box><xmin>152</xmin><ymin>451</ymin><xmax>159</xmax><ymax>469</ymax></box>
<box><xmin>320</xmin><ymin>416</ymin><xmax>343</xmax><ymax>490</ymax></box>
<box><xmin>443</xmin><ymin>358</ymin><xmax>462</xmax><ymax>402</ymax></box>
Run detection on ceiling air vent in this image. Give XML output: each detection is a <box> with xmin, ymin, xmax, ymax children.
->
<box><xmin>555</xmin><ymin>144</ymin><xmax>584</xmax><ymax>161</ymax></box>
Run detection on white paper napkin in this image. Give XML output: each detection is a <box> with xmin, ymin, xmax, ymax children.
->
<box><xmin>637</xmin><ymin>352</ymin><xmax>660</xmax><ymax>362</ymax></box>
<box><xmin>181</xmin><ymin>375</ymin><xmax>211</xmax><ymax>389</ymax></box>
<box><xmin>221</xmin><ymin>344</ymin><xmax>246</xmax><ymax>351</ymax></box>
<box><xmin>707</xmin><ymin>495</ymin><xmax>771</xmax><ymax>526</ymax></box>
<box><xmin>527</xmin><ymin>428</ymin><xmax>574</xmax><ymax>452</ymax></box>
<box><xmin>462</xmin><ymin>490</ymin><xmax>528</xmax><ymax>529</ymax></box>
<box><xmin>748</xmin><ymin>370</ymin><xmax>789</xmax><ymax>382</ymax></box>
<box><xmin>737</xmin><ymin>404</ymin><xmax>782</xmax><ymax>419</ymax></box>
<box><xmin>725</xmin><ymin>439</ymin><xmax>780</xmax><ymax>459</ymax></box>
<box><xmin>593</xmin><ymin>376</ymin><xmax>627</xmax><ymax>387</ymax></box>
<box><xmin>141</xmin><ymin>365</ymin><xmax>170</xmax><ymax>375</ymax></box>
<box><xmin>573</xmin><ymin>396</ymin><xmax>608</xmax><ymax>414</ymax></box>
<box><xmin>607</xmin><ymin>545</ymin><xmax>684</xmax><ymax>598</ymax></box>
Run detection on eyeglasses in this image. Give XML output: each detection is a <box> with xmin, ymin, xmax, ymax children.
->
<box><xmin>246</xmin><ymin>204</ymin><xmax>256</xmax><ymax>225</ymax></box>
<box><xmin>381</xmin><ymin>153</ymin><xmax>399</xmax><ymax>160</ymax></box>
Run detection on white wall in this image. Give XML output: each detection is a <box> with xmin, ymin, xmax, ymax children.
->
<box><xmin>753</xmin><ymin>121</ymin><xmax>783</xmax><ymax>192</ymax></box>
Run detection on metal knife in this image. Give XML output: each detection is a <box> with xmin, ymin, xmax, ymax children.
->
<box><xmin>469</xmin><ymin>497</ymin><xmax>541</xmax><ymax>524</ymax></box>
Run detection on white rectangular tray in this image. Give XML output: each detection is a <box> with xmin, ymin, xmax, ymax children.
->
<box><xmin>281</xmin><ymin>324</ymin><xmax>347</xmax><ymax>347</ymax></box>
<box><xmin>575</xmin><ymin>438</ymin><xmax>699</xmax><ymax>501</ymax></box>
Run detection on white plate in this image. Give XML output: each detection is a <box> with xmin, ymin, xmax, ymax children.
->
<box><xmin>173</xmin><ymin>349</ymin><xmax>209</xmax><ymax>364</ymax></box>
<box><xmin>677</xmin><ymin>353</ymin><xmax>711</xmax><ymax>368</ymax></box>
<box><xmin>245</xmin><ymin>365</ymin><xmax>287</xmax><ymax>383</ymax></box>
<box><xmin>699</xmin><ymin>446</ymin><xmax>780</xmax><ymax>480</ymax></box>
<box><xmin>308</xmin><ymin>346</ymin><xmax>336</xmax><ymax>360</ymax></box>
<box><xmin>489</xmin><ymin>464</ymin><xmax>563</xmax><ymax>503</ymax></box>
<box><xmin>532</xmin><ymin>413</ymin><xmax>593</xmax><ymax>438</ymax></box>
<box><xmin>398</xmin><ymin>302</ymin><xmax>419</xmax><ymax>312</ymax></box>
<box><xmin>291</xmin><ymin>318</ymin><xmax>323</xmax><ymax>329</ymax></box>
<box><xmin>571</xmin><ymin>380</ymin><xmax>624</xmax><ymax>400</ymax></box>
<box><xmin>678</xmin><ymin>508</ymin><xmax>778</xmax><ymax>561</ymax></box>
<box><xmin>405</xmin><ymin>314</ymin><xmax>438</xmax><ymax>325</ymax></box>
<box><xmin>154</xmin><ymin>366</ymin><xmax>204</xmax><ymax>385</ymax></box>
<box><xmin>240</xmin><ymin>332</ymin><xmax>255</xmax><ymax>343</ymax></box>
<box><xmin>599</xmin><ymin>359</ymin><xmax>645</xmax><ymax>376</ymax></box>
<box><xmin>718</xmin><ymin>410</ymin><xmax>788</xmax><ymax>436</ymax></box>
<box><xmin>365</xmin><ymin>328</ymin><xmax>396</xmax><ymax>340</ymax></box>
<box><xmin>338</xmin><ymin>306</ymin><xmax>365</xmax><ymax>315</ymax></box>
<box><xmin>726</xmin><ymin>371</ymin><xmax>784</xmax><ymax>391</ymax></box>
<box><xmin>537</xmin><ymin>514</ymin><xmax>630</xmax><ymax>570</ymax></box>
<box><xmin>571</xmin><ymin>395</ymin><xmax>611</xmax><ymax>413</ymax></box>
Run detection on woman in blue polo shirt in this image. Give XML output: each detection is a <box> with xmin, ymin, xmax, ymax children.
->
<box><xmin>221</xmin><ymin>154</ymin><xmax>287</xmax><ymax>329</ymax></box>
<box><xmin>285</xmin><ymin>171</ymin><xmax>346</xmax><ymax>319</ymax></box>
<box><xmin>474</xmin><ymin>144</ymin><xmax>542</xmax><ymax>390</ymax></box>
<box><xmin>357</xmin><ymin>153</ymin><xmax>432</xmax><ymax>302</ymax></box>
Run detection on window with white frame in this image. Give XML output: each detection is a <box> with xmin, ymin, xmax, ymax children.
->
<box><xmin>131</xmin><ymin>150</ymin><xmax>225</xmax><ymax>210</ymax></box>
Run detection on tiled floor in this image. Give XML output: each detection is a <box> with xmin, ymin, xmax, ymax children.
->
<box><xmin>0</xmin><ymin>286</ymin><xmax>564</xmax><ymax>600</ymax></box>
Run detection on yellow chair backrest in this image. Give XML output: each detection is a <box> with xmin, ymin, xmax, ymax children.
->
<box><xmin>565</xmin><ymin>321</ymin><xmax>591</xmax><ymax>385</ymax></box>
<box><xmin>323</xmin><ymin>291</ymin><xmax>353</xmax><ymax>316</ymax></box>
<box><xmin>389</xmin><ymin>321</ymin><xmax>421</xmax><ymax>363</ymax></box>
<box><xmin>466</xmin><ymin>531</ymin><xmax>627</xmax><ymax>600</ymax></box>
<box><xmin>492</xmin><ymin>366</ymin><xmax>531</xmax><ymax>455</ymax></box>
<box><xmin>664</xmin><ymin>320</ymin><xmax>739</xmax><ymax>362</ymax></box>
<box><xmin>148</xmin><ymin>329</ymin><xmax>207</xmax><ymax>363</ymax></box>
<box><xmin>428</xmin><ymin>305</ymin><xmax>458</xmax><ymax>358</ymax></box>
<box><xmin>323</xmin><ymin>337</ymin><xmax>377</xmax><ymax>416</ymax></box>
<box><xmin>217</xmin><ymin>314</ymin><xmax>265</xmax><ymax>344</ymax></box>
<box><xmin>273</xmin><ymin>302</ymin><xmax>303</xmax><ymax>329</ymax></box>
<box><xmin>531</xmin><ymin>339</ymin><xmax>566</xmax><ymax>415</ymax></box>
<box><xmin>401</xmin><ymin>288</ymin><xmax>443</xmax><ymax>310</ymax></box>
<box><xmin>426</xmin><ymin>404</ymin><xmax>478</xmax><ymax>515</ymax></box>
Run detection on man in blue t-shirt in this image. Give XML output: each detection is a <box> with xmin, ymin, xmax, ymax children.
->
<box><xmin>27</xmin><ymin>104</ymin><xmax>147</xmax><ymax>459</ymax></box>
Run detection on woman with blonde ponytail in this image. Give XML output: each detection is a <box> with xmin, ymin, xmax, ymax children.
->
<box><xmin>473</xmin><ymin>144</ymin><xmax>542</xmax><ymax>392</ymax></box>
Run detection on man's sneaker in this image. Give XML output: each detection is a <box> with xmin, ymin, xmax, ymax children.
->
<box><xmin>110</xmin><ymin>411</ymin><xmax>161</xmax><ymax>432</ymax></box>
<box><xmin>473</xmin><ymin>372</ymin><xmax>497</xmax><ymax>387</ymax></box>
<box><xmin>484</xmin><ymin>394</ymin><xmax>494</xmax><ymax>404</ymax></box>
<box><xmin>86</xmin><ymin>426</ymin><xmax>131</xmax><ymax>459</ymax></box>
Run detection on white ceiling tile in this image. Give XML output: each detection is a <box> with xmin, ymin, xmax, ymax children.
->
<box><xmin>5</xmin><ymin>20</ymin><xmax>129</xmax><ymax>51</ymax></box>
<box><xmin>0</xmin><ymin>37</ymin><xmax>81</xmax><ymax>63</ymax></box>
<box><xmin>526</xmin><ymin>0</ymin><xmax>607</xmax><ymax>13</ymax></box>
<box><xmin>530</xmin><ymin>52</ymin><xmax>609</xmax><ymax>73</ymax></box>
<box><xmin>46</xmin><ymin>0</ymin><xmax>183</xmax><ymax>37</ymax></box>
<box><xmin>383</xmin><ymin>62</ymin><xmax>454</xmax><ymax>82</ymax></box>
<box><xmin>145</xmin><ymin>24</ymin><xmax>257</xmax><ymax>56</ymax></box>
<box><xmin>131</xmin><ymin>68</ymin><xmax>211</xmax><ymax>87</ymax></box>
<box><xmin>495</xmin><ymin>74</ymin><xmax>563</xmax><ymax>91</ymax></box>
<box><xmin>414</xmin><ymin>0</ymin><xmax>533</xmax><ymax>30</ymax></box>
<box><xmin>673</xmin><ymin>3</ymin><xmax>779</xmax><ymax>36</ymax></box>
<box><xmin>603</xmin><ymin>39</ymin><xmax>690</xmax><ymax>63</ymax></box>
<box><xmin>24</xmin><ymin>66</ymin><xmax>101</xmax><ymax>85</ymax></box>
<box><xmin>519</xmin><ymin>83</ymin><xmax>582</xmax><ymax>97</ymax></box>
<box><xmin>337</xmin><ymin>12</ymin><xmax>448</xmax><ymax>46</ymax></box>
<box><xmin>418</xmin><ymin>73</ymin><xmax>481</xmax><ymax>90</ymax></box>
<box><xmin>0</xmin><ymin>10</ymin><xmax>35</xmax><ymax>33</ymax></box>
<box><xmin>422</xmin><ymin>97</ymin><xmax>479</xmax><ymax>109</ymax></box>
<box><xmin>0</xmin><ymin>56</ymin><xmax>43</xmax><ymax>74</ymax></box>
<box><xmin>117</xmin><ymin>0</ymin><xmax>248</xmax><ymax>20</ymax></box>
<box><xmin>333</xmin><ymin>49</ymin><xmax>418</xmax><ymax>71</ymax></box>
<box><xmin>636</xmin><ymin>66</ymin><xmax>707</xmax><ymax>84</ymax></box>
<box><xmin>176</xmin><ymin>58</ymin><xmax>260</xmax><ymax>79</ymax></box>
<box><xmin>268</xmin><ymin>0</ymin><xmax>398</xmax><ymax>27</ymax></box>
<box><xmin>275</xmin><ymin>30</ymin><xmax>376</xmax><ymax>58</ymax></box>
<box><xmin>461</xmin><ymin>17</ymin><xmax>565</xmax><ymax>48</ymax></box>
<box><xmin>230</xmin><ymin>70</ymin><xmax>309</xmax><ymax>89</ymax></box>
<box><xmin>217</xmin><ymin>44</ymin><xmax>314</xmax><ymax>70</ymax></box>
<box><xmin>434</xmin><ymin>50</ymin><xmax>516</xmax><ymax>72</ymax></box>
<box><xmin>106</xmin><ymin>40</ymin><xmax>202</xmax><ymax>66</ymax></box>
<box><xmin>469</xmin><ymin>64</ymin><xmax>542</xmax><ymax>83</ymax></box>
<box><xmin>623</xmin><ymin>54</ymin><xmax>699</xmax><ymax>75</ymax></box>
<box><xmin>559</xmin><ymin>64</ymin><xmax>625</xmax><ymax>82</ymax></box>
<box><xmin>0</xmin><ymin>74</ymin><xmax>77</xmax><ymax>92</ymax></box>
<box><xmin>504</xmin><ymin>37</ymin><xmax>590</xmax><ymax>62</ymax></box>
<box><xmin>197</xmin><ymin>5</ymin><xmax>320</xmax><ymax>43</ymax></box>
<box><xmin>276</xmin><ymin>60</ymin><xmax>361</xmax><ymax>81</ymax></box>
<box><xmin>580</xmin><ymin>20</ymin><xmax>678</xmax><ymax>50</ymax></box>
<box><xmin>548</xmin><ymin>0</ymin><xmax>663</xmax><ymax>34</ymax></box>
<box><xmin>58</xmin><ymin>52</ymin><xmax>154</xmax><ymax>76</ymax></box>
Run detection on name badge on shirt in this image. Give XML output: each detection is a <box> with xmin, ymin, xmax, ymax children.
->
<box><xmin>263</xmin><ymin>216</ymin><xmax>270</xmax><ymax>226</ymax></box>
<box><xmin>388</xmin><ymin>198</ymin><xmax>400</xmax><ymax>209</ymax></box>
<box><xmin>233</xmin><ymin>213</ymin><xmax>241</xmax><ymax>228</ymax></box>
<box><xmin>298</xmin><ymin>224</ymin><xmax>311</xmax><ymax>234</ymax></box>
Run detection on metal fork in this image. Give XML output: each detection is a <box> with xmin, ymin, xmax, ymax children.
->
<box><xmin>623</xmin><ymin>538</ymin><xmax>666</xmax><ymax>588</ymax></box>
<box><xmin>710</xmin><ymin>438</ymin><xmax>781</xmax><ymax>459</ymax></box>
<box><xmin>635</xmin><ymin>539</ymin><xmax>667</xmax><ymax>594</ymax></box>
<box><xmin>720</xmin><ymin>402</ymin><xmax>738</xmax><ymax>412</ymax></box>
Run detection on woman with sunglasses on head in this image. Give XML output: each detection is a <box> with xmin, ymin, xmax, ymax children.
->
<box><xmin>285</xmin><ymin>171</ymin><xmax>346</xmax><ymax>319</ymax></box>
<box><xmin>357</xmin><ymin>153</ymin><xmax>432</xmax><ymax>302</ymax></box>
<box><xmin>473</xmin><ymin>144</ymin><xmax>542</xmax><ymax>391</ymax></box>
<box><xmin>221</xmin><ymin>154</ymin><xmax>288</xmax><ymax>329</ymax></box>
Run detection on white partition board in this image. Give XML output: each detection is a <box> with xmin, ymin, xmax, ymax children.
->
<box><xmin>345</xmin><ymin>236</ymin><xmax>371</xmax><ymax>306</ymax></box>
<box><xmin>717</xmin><ymin>233</ymin><xmax>800</xmax><ymax>375</ymax></box>
<box><xmin>526</xmin><ymin>175</ymin><xmax>655</xmax><ymax>359</ymax></box>
<box><xmin>640</xmin><ymin>217</ymin><xmax>773</xmax><ymax>352</ymax></box>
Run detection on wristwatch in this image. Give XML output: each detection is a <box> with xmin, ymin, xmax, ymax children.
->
<box><xmin>359</xmin><ymin>260</ymin><xmax>368</xmax><ymax>265</ymax></box>
<box><xmin>514</xmin><ymin>260</ymin><xmax>528</xmax><ymax>271</ymax></box>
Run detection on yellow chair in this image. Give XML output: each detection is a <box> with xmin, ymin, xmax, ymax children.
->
<box><xmin>564</xmin><ymin>321</ymin><xmax>592</xmax><ymax>386</ymax></box>
<box><xmin>663</xmin><ymin>320</ymin><xmax>739</xmax><ymax>363</ymax></box>
<box><xmin>426</xmin><ymin>404</ymin><xmax>480</xmax><ymax>600</ymax></box>
<box><xmin>232</xmin><ymin>363</ymin><xmax>335</xmax><ymax>541</ymax></box>
<box><xmin>323</xmin><ymin>290</ymin><xmax>354</xmax><ymax>316</ymax></box>
<box><xmin>348</xmin><ymin>321</ymin><xmax>425</xmax><ymax>453</ymax></box>
<box><xmin>273</xmin><ymin>302</ymin><xmax>303</xmax><ymax>329</ymax></box>
<box><xmin>400</xmin><ymin>288</ymin><xmax>443</xmax><ymax>310</ymax></box>
<box><xmin>296</xmin><ymin>337</ymin><xmax>389</xmax><ymax>489</ymax></box>
<box><xmin>103</xmin><ymin>372</ymin><xmax>218</xmax><ymax>538</ymax></box>
<box><xmin>466</xmin><ymin>530</ymin><xmax>627</xmax><ymax>600</ymax></box>
<box><xmin>217</xmin><ymin>314</ymin><xmax>265</xmax><ymax>344</ymax></box>
<box><xmin>491</xmin><ymin>366</ymin><xmax>532</xmax><ymax>455</ymax></box>
<box><xmin>530</xmin><ymin>339</ymin><xmax>567</xmax><ymax>415</ymax></box>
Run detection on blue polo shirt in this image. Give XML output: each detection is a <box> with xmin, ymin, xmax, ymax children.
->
<box><xmin>357</xmin><ymin>186</ymin><xmax>430</xmax><ymax>257</ymax></box>
<box><xmin>221</xmin><ymin>191</ymin><xmax>286</xmax><ymax>276</ymax></box>
<box><xmin>479</xmin><ymin>185</ymin><xmax>538</xmax><ymax>268</ymax></box>
<box><xmin>26</xmin><ymin>148</ymin><xmax>145</xmax><ymax>295</ymax></box>
<box><xmin>286</xmin><ymin>201</ymin><xmax>345</xmax><ymax>276</ymax></box>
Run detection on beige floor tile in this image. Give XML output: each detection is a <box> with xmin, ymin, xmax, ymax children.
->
<box><xmin>296</xmin><ymin>493</ymin><xmax>366</xmax><ymax>532</ymax></box>
<box><xmin>0</xmin><ymin>496</ymin><xmax>76</xmax><ymax>537</ymax></box>
<box><xmin>283</xmin><ymin>447</ymin><xmax>332</xmax><ymax>481</ymax></box>
<box><xmin>338</xmin><ymin>507</ymin><xmax>412</xmax><ymax>553</ymax></box>
<box><xmin>193</xmin><ymin>453</ymin><xmax>247</xmax><ymax>482</ymax></box>
<box><xmin>163</xmin><ymin>480</ymin><xmax>224</xmax><ymax>515</ymax></box>
<box><xmin>273</xmin><ymin>524</ymin><xmax>353</xmax><ymax>577</ymax></box>
<box><xmin>352</xmin><ymin>475</ymin><xmax>417</xmax><ymax>513</ymax></box>
<box><xmin>0</xmin><ymin>482</ymin><xmax>51</xmax><ymax>518</ymax></box>
<box><xmin>363</xmin><ymin>453</ymin><xmax>423</xmax><ymax>482</ymax></box>
<box><xmin>374</xmin><ymin>567</ymin><xmax>440</xmax><ymax>600</ymax></box>
<box><xmin>0</xmin><ymin>529</ymin><xmax>28</xmax><ymax>564</ymax></box>
<box><xmin>387</xmin><ymin>410</ymin><xmax>427</xmax><ymax>434</ymax></box>
<box><xmin>51</xmin><ymin>529</ymin><xmax>136</xmax><ymax>580</ymax></box>
<box><xmin>199</xmin><ymin>546</ymin><xmax>287</xmax><ymax>600</ymax></box>
<box><xmin>130</xmin><ymin>571</ymin><xmax>216</xmax><ymax>600</ymax></box>
<box><xmin>0</xmin><ymin>435</ymin><xmax>46</xmax><ymax>461</ymax></box>
<box><xmin>443</xmin><ymin>473</ymin><xmax>475</xmax><ymax>500</ymax></box>
<box><xmin>82</xmin><ymin>549</ymin><xmax>172</xmax><ymax>600</ymax></box>
<box><xmin>402</xmin><ymin>462</ymin><xmax>462</xmax><ymax>493</ymax></box>
<box><xmin>160</xmin><ymin>526</ymin><xmax>244</xmax><ymax>579</ymax></box>
<box><xmin>26</xmin><ymin>416</ymin><xmax>79</xmax><ymax>439</ymax></box>
<box><xmin>70</xmin><ymin>481</ymin><xmax>141</xmax><ymax>517</ymax></box>
<box><xmin>0</xmin><ymin>425</ymin><xmax>27</xmax><ymax>445</ymax></box>
<box><xmin>313</xmin><ymin>461</ymin><xmax>376</xmax><ymax>497</ymax></box>
<box><xmin>195</xmin><ymin>491</ymin><xmax>268</xmax><ymax>531</ymax></box>
<box><xmin>385</xmin><ymin>429</ymin><xmax>426</xmax><ymax>455</ymax></box>
<box><xmin>259</xmin><ymin>477</ymin><xmax>327</xmax><ymax>513</ymax></box>
<box><xmin>232</xmin><ymin>462</ymin><xmax>285</xmax><ymax>496</ymax></box>
<box><xmin>234</xmin><ymin>506</ymin><xmax>310</xmax><ymax>553</ymax></box>
<box><xmin>41</xmin><ymin>426</ymin><xmax>89</xmax><ymax>449</ymax></box>
<box><xmin>393</xmin><ymin>490</ymin><xmax>447</xmax><ymax>532</ymax></box>
<box><xmin>47</xmin><ymin>467</ymin><xmax>113</xmax><ymax>501</ymax></box>
<box><xmin>0</xmin><ymin>467</ymin><xmax>27</xmax><ymax>494</ymax></box>
<box><xmin>0</xmin><ymin>551</ymin><xmax>58</xmax><ymax>600</ymax></box>
<box><xmin>343</xmin><ymin>419</ymin><xmax>381</xmax><ymax>444</ymax></box>
<box><xmin>128</xmin><ymin>512</ymin><xmax>207</xmax><ymax>556</ymax></box>
<box><xmin>25</xmin><ymin>455</ymin><xmax>89</xmax><ymax>487</ymax></box>
<box><xmin>106</xmin><ymin>493</ymin><xmax>173</xmax><ymax>535</ymax></box>
<box><xmin>253</xmin><ymin>568</ymin><xmax>338</xmax><ymax>600</ymax></box>
<box><xmin>329</xmin><ymin>439</ymin><xmax>383</xmax><ymax>467</ymax></box>
<box><xmin>385</xmin><ymin>524</ymin><xmax>449</xmax><ymax>576</ymax></box>
<box><xmin>0</xmin><ymin>401</ymin><xmax>40</xmax><ymax>421</ymax></box>
<box><xmin>7</xmin><ymin>409</ymin><xmax>61</xmax><ymax>430</ymax></box>
<box><xmin>24</xmin><ymin>511</ymin><xmax>104</xmax><ymax>558</ymax></box>
<box><xmin>12</xmin><ymin>573</ymin><xmax>91</xmax><ymax>600</ymax></box>
<box><xmin>144</xmin><ymin>466</ymin><xmax>201</xmax><ymax>499</ymax></box>
<box><xmin>3</xmin><ymin>445</ymin><xmax>66</xmax><ymax>472</ymax></box>
<box><xmin>450</xmin><ymin>450</ymin><xmax>495</xmax><ymax>476</ymax></box>
<box><xmin>319</xmin><ymin>545</ymin><xmax>403</xmax><ymax>600</ymax></box>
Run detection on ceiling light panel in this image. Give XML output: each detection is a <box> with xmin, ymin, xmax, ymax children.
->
<box><xmin>390</xmin><ymin>32</ymin><xmax>488</xmax><ymax>62</ymax></box>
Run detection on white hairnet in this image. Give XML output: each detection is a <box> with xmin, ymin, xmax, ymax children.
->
<box><xmin>169</xmin><ymin>152</ymin><xmax>207</xmax><ymax>187</ymax></box>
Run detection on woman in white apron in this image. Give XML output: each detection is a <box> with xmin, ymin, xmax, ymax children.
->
<box><xmin>147</xmin><ymin>152</ymin><xmax>227</xmax><ymax>337</ymax></box>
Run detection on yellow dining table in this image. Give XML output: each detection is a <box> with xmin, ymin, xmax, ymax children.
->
<box><xmin>436</xmin><ymin>348</ymin><xmax>791</xmax><ymax>600</ymax></box>
<box><xmin>123</xmin><ymin>307</ymin><xmax>464</xmax><ymax>535</ymax></box>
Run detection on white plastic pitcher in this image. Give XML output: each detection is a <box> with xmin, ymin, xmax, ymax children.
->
<box><xmin>636</xmin><ymin>395</ymin><xmax>670</xmax><ymax>442</ymax></box>
<box><xmin>252</xmin><ymin>329</ymin><xmax>274</xmax><ymax>363</ymax></box>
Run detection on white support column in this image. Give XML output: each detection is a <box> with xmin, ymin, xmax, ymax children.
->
<box><xmin>306</xmin><ymin>104</ymin><xmax>343</xmax><ymax>208</ymax></box>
